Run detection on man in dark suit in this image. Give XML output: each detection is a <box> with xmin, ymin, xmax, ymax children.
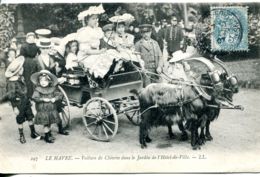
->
<box><xmin>164</xmin><ymin>15</ymin><xmax>184</xmax><ymax>57</ymax></box>
<box><xmin>151</xmin><ymin>22</ymin><xmax>164</xmax><ymax>51</ymax></box>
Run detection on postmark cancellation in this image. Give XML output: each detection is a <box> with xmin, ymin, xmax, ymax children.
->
<box><xmin>211</xmin><ymin>6</ymin><xmax>249</xmax><ymax>52</ymax></box>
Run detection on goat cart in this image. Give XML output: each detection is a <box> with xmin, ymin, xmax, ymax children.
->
<box><xmin>59</xmin><ymin>65</ymin><xmax>143</xmax><ymax>142</ymax></box>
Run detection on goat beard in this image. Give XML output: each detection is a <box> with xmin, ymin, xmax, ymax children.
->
<box><xmin>164</xmin><ymin>112</ymin><xmax>182</xmax><ymax>124</ymax></box>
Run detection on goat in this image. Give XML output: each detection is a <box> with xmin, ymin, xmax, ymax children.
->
<box><xmin>198</xmin><ymin>72</ymin><xmax>239</xmax><ymax>144</ymax></box>
<box><xmin>131</xmin><ymin>83</ymin><xmax>205</xmax><ymax>150</ymax></box>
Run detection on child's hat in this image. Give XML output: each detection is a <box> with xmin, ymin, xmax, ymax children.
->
<box><xmin>5</xmin><ymin>56</ymin><xmax>25</xmax><ymax>78</ymax></box>
<box><xmin>31</xmin><ymin>70</ymin><xmax>58</xmax><ymax>86</ymax></box>
<box><xmin>102</xmin><ymin>23</ymin><xmax>114</xmax><ymax>32</ymax></box>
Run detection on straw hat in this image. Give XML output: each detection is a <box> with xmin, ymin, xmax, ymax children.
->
<box><xmin>36</xmin><ymin>38</ymin><xmax>53</xmax><ymax>49</ymax></box>
<box><xmin>35</xmin><ymin>29</ymin><xmax>51</xmax><ymax>38</ymax></box>
<box><xmin>31</xmin><ymin>70</ymin><xmax>58</xmax><ymax>86</ymax></box>
<box><xmin>5</xmin><ymin>56</ymin><xmax>25</xmax><ymax>78</ymax></box>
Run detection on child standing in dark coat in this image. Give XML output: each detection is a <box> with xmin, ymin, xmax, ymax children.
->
<box><xmin>0</xmin><ymin>56</ymin><xmax>40</xmax><ymax>144</ymax></box>
<box><xmin>31</xmin><ymin>70</ymin><xmax>68</xmax><ymax>143</ymax></box>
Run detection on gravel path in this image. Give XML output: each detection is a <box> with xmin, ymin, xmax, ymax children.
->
<box><xmin>0</xmin><ymin>88</ymin><xmax>259</xmax><ymax>173</ymax></box>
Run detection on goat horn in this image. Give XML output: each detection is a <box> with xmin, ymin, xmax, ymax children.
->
<box><xmin>212</xmin><ymin>56</ymin><xmax>231</xmax><ymax>76</ymax></box>
<box><xmin>184</xmin><ymin>57</ymin><xmax>216</xmax><ymax>72</ymax></box>
<box><xmin>183</xmin><ymin>57</ymin><xmax>217</xmax><ymax>101</ymax></box>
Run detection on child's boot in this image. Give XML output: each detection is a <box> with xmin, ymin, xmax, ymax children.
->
<box><xmin>18</xmin><ymin>128</ymin><xmax>26</xmax><ymax>144</ymax></box>
<box><xmin>49</xmin><ymin>131</ymin><xmax>55</xmax><ymax>141</ymax></box>
<box><xmin>58</xmin><ymin>123</ymin><xmax>69</xmax><ymax>135</ymax></box>
<box><xmin>44</xmin><ymin>131</ymin><xmax>54</xmax><ymax>143</ymax></box>
<box><xmin>29</xmin><ymin>124</ymin><xmax>40</xmax><ymax>139</ymax></box>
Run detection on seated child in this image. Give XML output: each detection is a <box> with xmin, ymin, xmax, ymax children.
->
<box><xmin>0</xmin><ymin>56</ymin><xmax>40</xmax><ymax>144</ymax></box>
<box><xmin>100</xmin><ymin>24</ymin><xmax>116</xmax><ymax>50</ymax></box>
<box><xmin>31</xmin><ymin>70</ymin><xmax>69</xmax><ymax>143</ymax></box>
<box><xmin>64</xmin><ymin>40</ymin><xmax>79</xmax><ymax>72</ymax></box>
<box><xmin>163</xmin><ymin>55</ymin><xmax>191</xmax><ymax>82</ymax></box>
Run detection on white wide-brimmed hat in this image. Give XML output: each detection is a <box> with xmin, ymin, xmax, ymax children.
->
<box><xmin>58</xmin><ymin>33</ymin><xmax>77</xmax><ymax>56</ymax></box>
<box><xmin>169</xmin><ymin>47</ymin><xmax>197</xmax><ymax>63</ymax></box>
<box><xmin>78</xmin><ymin>4</ymin><xmax>105</xmax><ymax>21</ymax></box>
<box><xmin>5</xmin><ymin>56</ymin><xmax>25</xmax><ymax>78</ymax></box>
<box><xmin>109</xmin><ymin>13</ymin><xmax>135</xmax><ymax>23</ymax></box>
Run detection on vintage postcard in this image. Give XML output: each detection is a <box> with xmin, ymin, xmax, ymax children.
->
<box><xmin>0</xmin><ymin>0</ymin><xmax>260</xmax><ymax>173</ymax></box>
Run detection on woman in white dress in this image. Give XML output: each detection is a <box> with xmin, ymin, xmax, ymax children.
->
<box><xmin>76</xmin><ymin>13</ymin><xmax>106</xmax><ymax>59</ymax></box>
<box><xmin>76</xmin><ymin>5</ymin><xmax>121</xmax><ymax>79</ymax></box>
<box><xmin>76</xmin><ymin>6</ymin><xmax>142</xmax><ymax>79</ymax></box>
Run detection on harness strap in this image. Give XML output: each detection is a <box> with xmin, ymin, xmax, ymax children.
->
<box><xmin>127</xmin><ymin>60</ymin><xmax>216</xmax><ymax>91</ymax></box>
<box><xmin>136</xmin><ymin>92</ymin><xmax>201</xmax><ymax>118</ymax></box>
<box><xmin>139</xmin><ymin>104</ymin><xmax>159</xmax><ymax>116</ymax></box>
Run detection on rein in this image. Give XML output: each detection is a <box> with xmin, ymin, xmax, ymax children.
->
<box><xmin>127</xmin><ymin>60</ymin><xmax>233</xmax><ymax>92</ymax></box>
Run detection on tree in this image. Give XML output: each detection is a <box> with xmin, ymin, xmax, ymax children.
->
<box><xmin>0</xmin><ymin>4</ymin><xmax>16</xmax><ymax>51</ymax></box>
<box><xmin>19</xmin><ymin>3</ymin><xmax>125</xmax><ymax>37</ymax></box>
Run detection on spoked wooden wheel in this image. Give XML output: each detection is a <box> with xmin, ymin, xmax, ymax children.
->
<box><xmin>82</xmin><ymin>97</ymin><xmax>118</xmax><ymax>141</ymax></box>
<box><xmin>58</xmin><ymin>86</ymin><xmax>71</xmax><ymax>129</ymax></box>
<box><xmin>126</xmin><ymin>109</ymin><xmax>141</xmax><ymax>126</ymax></box>
<box><xmin>124</xmin><ymin>96</ymin><xmax>141</xmax><ymax>126</ymax></box>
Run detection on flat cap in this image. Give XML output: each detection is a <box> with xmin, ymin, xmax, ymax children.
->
<box><xmin>102</xmin><ymin>24</ymin><xmax>114</xmax><ymax>32</ymax></box>
<box><xmin>139</xmin><ymin>24</ymin><xmax>153</xmax><ymax>32</ymax></box>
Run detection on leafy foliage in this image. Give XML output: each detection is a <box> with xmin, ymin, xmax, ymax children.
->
<box><xmin>20</xmin><ymin>3</ymin><xmax>126</xmax><ymax>37</ymax></box>
<box><xmin>0</xmin><ymin>4</ymin><xmax>16</xmax><ymax>50</ymax></box>
<box><xmin>248</xmin><ymin>13</ymin><xmax>260</xmax><ymax>46</ymax></box>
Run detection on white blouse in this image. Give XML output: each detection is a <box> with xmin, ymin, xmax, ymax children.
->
<box><xmin>76</xmin><ymin>26</ymin><xmax>104</xmax><ymax>50</ymax></box>
<box><xmin>76</xmin><ymin>26</ymin><xmax>104</xmax><ymax>59</ymax></box>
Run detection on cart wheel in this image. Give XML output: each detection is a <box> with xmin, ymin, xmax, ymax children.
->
<box><xmin>58</xmin><ymin>86</ymin><xmax>71</xmax><ymax>129</ymax></box>
<box><xmin>82</xmin><ymin>97</ymin><xmax>118</xmax><ymax>141</ymax></box>
<box><xmin>126</xmin><ymin>109</ymin><xmax>141</xmax><ymax>126</ymax></box>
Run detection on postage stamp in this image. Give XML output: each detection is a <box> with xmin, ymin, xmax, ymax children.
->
<box><xmin>211</xmin><ymin>6</ymin><xmax>248</xmax><ymax>51</ymax></box>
